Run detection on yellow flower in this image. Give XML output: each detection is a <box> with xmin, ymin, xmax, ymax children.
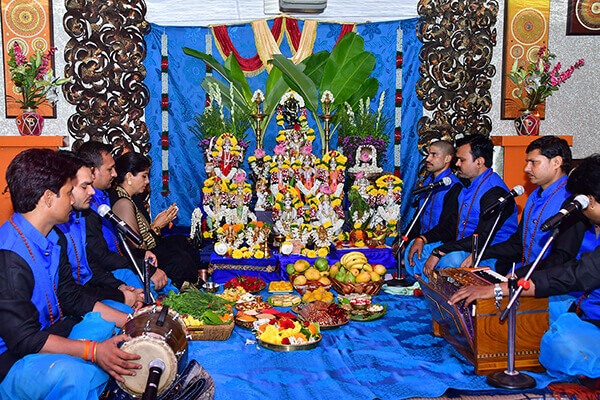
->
<box><xmin>353</xmin><ymin>222</ymin><xmax>362</xmax><ymax>230</ymax></box>
<box><xmin>323</xmin><ymin>221</ymin><xmax>333</xmax><ymax>229</ymax></box>
<box><xmin>203</xmin><ymin>232</ymin><xmax>212</xmax><ymax>238</ymax></box>
<box><xmin>248</xmin><ymin>156</ymin><xmax>256</xmax><ymax>162</ymax></box>
<box><xmin>276</xmin><ymin>134</ymin><xmax>286</xmax><ymax>141</ymax></box>
<box><xmin>255</xmin><ymin>250</ymin><xmax>264</xmax><ymax>259</ymax></box>
<box><xmin>331</xmin><ymin>199</ymin><xmax>341</xmax><ymax>207</ymax></box>
<box><xmin>276</xmin><ymin>115</ymin><xmax>283</xmax><ymax>120</ymax></box>
<box><xmin>232</xmin><ymin>249</ymin><xmax>243</xmax><ymax>259</ymax></box>
<box><xmin>306</xmin><ymin>250</ymin><xmax>317</xmax><ymax>258</ymax></box>
<box><xmin>317</xmin><ymin>247</ymin><xmax>329</xmax><ymax>257</ymax></box>
<box><xmin>277</xmin><ymin>120</ymin><xmax>284</xmax><ymax>126</ymax></box>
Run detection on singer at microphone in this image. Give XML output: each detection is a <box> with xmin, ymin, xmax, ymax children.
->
<box><xmin>412</xmin><ymin>176</ymin><xmax>453</xmax><ymax>195</ymax></box>
<box><xmin>483</xmin><ymin>185</ymin><xmax>525</xmax><ymax>216</ymax></box>
<box><xmin>97</xmin><ymin>204</ymin><xmax>144</xmax><ymax>245</ymax></box>
<box><xmin>541</xmin><ymin>194</ymin><xmax>589</xmax><ymax>232</ymax></box>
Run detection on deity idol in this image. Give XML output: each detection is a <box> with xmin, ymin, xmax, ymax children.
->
<box><xmin>254</xmin><ymin>177</ymin><xmax>272</xmax><ymax>212</ymax></box>
<box><xmin>349</xmin><ymin>172</ymin><xmax>376</xmax><ymax>228</ymax></box>
<box><xmin>202</xmin><ymin>177</ymin><xmax>229</xmax><ymax>230</ymax></box>
<box><xmin>312</xmin><ymin>185</ymin><xmax>344</xmax><ymax>235</ymax></box>
<box><xmin>295</xmin><ymin>145</ymin><xmax>321</xmax><ymax>200</ymax></box>
<box><xmin>322</xmin><ymin>151</ymin><xmax>347</xmax><ymax>198</ymax></box>
<box><xmin>272</xmin><ymin>187</ymin><xmax>305</xmax><ymax>237</ymax></box>
<box><xmin>270</xmin><ymin>149</ymin><xmax>292</xmax><ymax>197</ymax></box>
<box><xmin>348</xmin><ymin>144</ymin><xmax>383</xmax><ymax>174</ymax></box>
<box><xmin>211</xmin><ymin>133</ymin><xmax>242</xmax><ymax>181</ymax></box>
<box><xmin>226</xmin><ymin>174</ymin><xmax>256</xmax><ymax>225</ymax></box>
<box><xmin>373</xmin><ymin>175</ymin><xmax>403</xmax><ymax>234</ymax></box>
<box><xmin>248</xmin><ymin>148</ymin><xmax>271</xmax><ymax>183</ymax></box>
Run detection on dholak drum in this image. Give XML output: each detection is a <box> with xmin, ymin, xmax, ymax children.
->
<box><xmin>118</xmin><ymin>305</ymin><xmax>189</xmax><ymax>398</ymax></box>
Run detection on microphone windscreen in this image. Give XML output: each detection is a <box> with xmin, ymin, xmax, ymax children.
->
<box><xmin>149</xmin><ymin>358</ymin><xmax>165</xmax><ymax>371</ymax></box>
<box><xmin>514</xmin><ymin>185</ymin><xmax>525</xmax><ymax>196</ymax></box>
<box><xmin>98</xmin><ymin>204</ymin><xmax>111</xmax><ymax>217</ymax></box>
<box><xmin>574</xmin><ymin>194</ymin><xmax>590</xmax><ymax>209</ymax></box>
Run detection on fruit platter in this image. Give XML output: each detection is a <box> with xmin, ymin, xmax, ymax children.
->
<box><xmin>293</xmin><ymin>300</ymin><xmax>349</xmax><ymax>330</ymax></box>
<box><xmin>224</xmin><ymin>275</ymin><xmax>267</xmax><ymax>294</ymax></box>
<box><xmin>329</xmin><ymin>251</ymin><xmax>386</xmax><ymax>295</ymax></box>
<box><xmin>288</xmin><ymin>258</ymin><xmax>332</xmax><ymax>295</ymax></box>
<box><xmin>255</xmin><ymin>318</ymin><xmax>322</xmax><ymax>351</ymax></box>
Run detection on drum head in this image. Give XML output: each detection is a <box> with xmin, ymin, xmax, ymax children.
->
<box><xmin>118</xmin><ymin>336</ymin><xmax>178</xmax><ymax>398</ymax></box>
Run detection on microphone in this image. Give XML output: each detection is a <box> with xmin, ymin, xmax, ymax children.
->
<box><xmin>541</xmin><ymin>194</ymin><xmax>589</xmax><ymax>232</ymax></box>
<box><xmin>483</xmin><ymin>185</ymin><xmax>524</xmax><ymax>216</ymax></box>
<box><xmin>97</xmin><ymin>204</ymin><xmax>143</xmax><ymax>246</ymax></box>
<box><xmin>141</xmin><ymin>358</ymin><xmax>165</xmax><ymax>400</ymax></box>
<box><xmin>412</xmin><ymin>176</ymin><xmax>453</xmax><ymax>195</ymax></box>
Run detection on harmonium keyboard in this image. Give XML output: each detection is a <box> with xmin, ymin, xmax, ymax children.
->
<box><xmin>416</xmin><ymin>268</ymin><xmax>548</xmax><ymax>375</ymax></box>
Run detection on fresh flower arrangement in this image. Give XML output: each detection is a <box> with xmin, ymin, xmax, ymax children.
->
<box><xmin>337</xmin><ymin>92</ymin><xmax>391</xmax><ymax>169</ymax></box>
<box><xmin>224</xmin><ymin>275</ymin><xmax>266</xmax><ymax>293</ymax></box>
<box><xmin>507</xmin><ymin>46</ymin><xmax>584</xmax><ymax>111</ymax></box>
<box><xmin>190</xmin><ymin>82</ymin><xmax>250</xmax><ymax>153</ymax></box>
<box><xmin>7</xmin><ymin>43</ymin><xmax>71</xmax><ymax>109</ymax></box>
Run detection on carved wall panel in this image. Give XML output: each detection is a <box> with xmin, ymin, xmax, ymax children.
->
<box><xmin>416</xmin><ymin>0</ymin><xmax>498</xmax><ymax>152</ymax></box>
<box><xmin>63</xmin><ymin>0</ymin><xmax>150</xmax><ymax>154</ymax></box>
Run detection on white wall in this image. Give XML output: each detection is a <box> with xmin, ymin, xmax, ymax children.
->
<box><xmin>0</xmin><ymin>1</ymin><xmax>597</xmax><ymax>157</ymax></box>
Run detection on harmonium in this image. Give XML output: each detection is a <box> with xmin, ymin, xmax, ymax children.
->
<box><xmin>416</xmin><ymin>268</ymin><xmax>548</xmax><ymax>375</ymax></box>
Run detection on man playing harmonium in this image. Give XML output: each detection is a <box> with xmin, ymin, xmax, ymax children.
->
<box><xmin>404</xmin><ymin>140</ymin><xmax>462</xmax><ymax>271</ymax></box>
<box><xmin>450</xmin><ymin>154</ymin><xmax>600</xmax><ymax>389</ymax></box>
<box><xmin>409</xmin><ymin>134</ymin><xmax>519</xmax><ymax>279</ymax></box>
<box><xmin>459</xmin><ymin>136</ymin><xmax>581</xmax><ymax>277</ymax></box>
<box><xmin>0</xmin><ymin>149</ymin><xmax>141</xmax><ymax>399</ymax></box>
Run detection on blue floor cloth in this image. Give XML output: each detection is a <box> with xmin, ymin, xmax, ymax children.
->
<box><xmin>187</xmin><ymin>292</ymin><xmax>564</xmax><ymax>400</ymax></box>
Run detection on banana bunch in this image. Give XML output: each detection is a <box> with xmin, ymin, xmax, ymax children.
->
<box><xmin>331</xmin><ymin>251</ymin><xmax>387</xmax><ymax>284</ymax></box>
<box><xmin>340</xmin><ymin>251</ymin><xmax>369</xmax><ymax>269</ymax></box>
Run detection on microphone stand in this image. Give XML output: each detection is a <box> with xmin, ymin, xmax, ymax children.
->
<box><xmin>387</xmin><ymin>191</ymin><xmax>433</xmax><ymax>287</ymax></box>
<box><xmin>472</xmin><ymin>208</ymin><xmax>504</xmax><ymax>269</ymax></box>
<box><xmin>118</xmin><ymin>231</ymin><xmax>156</xmax><ymax>304</ymax></box>
<box><xmin>487</xmin><ymin>228</ymin><xmax>559</xmax><ymax>389</ymax></box>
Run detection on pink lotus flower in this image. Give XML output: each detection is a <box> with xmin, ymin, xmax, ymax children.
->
<box><xmin>356</xmin><ymin>172</ymin><xmax>365</xmax><ymax>179</ymax></box>
<box><xmin>234</xmin><ymin>172</ymin><xmax>246</xmax><ymax>184</ymax></box>
<box><xmin>274</xmin><ymin>144</ymin><xmax>286</xmax><ymax>155</ymax></box>
<box><xmin>254</xmin><ymin>148</ymin><xmax>266</xmax><ymax>159</ymax></box>
<box><xmin>300</xmin><ymin>144</ymin><xmax>312</xmax><ymax>156</ymax></box>
<box><xmin>320</xmin><ymin>184</ymin><xmax>333</xmax><ymax>195</ymax></box>
<box><xmin>360</xmin><ymin>152</ymin><xmax>372</xmax><ymax>162</ymax></box>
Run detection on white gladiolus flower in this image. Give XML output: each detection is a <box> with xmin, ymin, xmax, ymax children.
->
<box><xmin>251</xmin><ymin>89</ymin><xmax>264</xmax><ymax>103</ymax></box>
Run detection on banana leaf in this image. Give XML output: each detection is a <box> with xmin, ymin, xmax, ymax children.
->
<box><xmin>301</xmin><ymin>50</ymin><xmax>329</xmax><ymax>89</ymax></box>
<box><xmin>263</xmin><ymin>67</ymin><xmax>290</xmax><ymax>134</ymax></box>
<box><xmin>328</xmin><ymin>52</ymin><xmax>376</xmax><ymax>110</ymax></box>
<box><xmin>320</xmin><ymin>33</ymin><xmax>366</xmax><ymax>92</ymax></box>
<box><xmin>268</xmin><ymin>54</ymin><xmax>318</xmax><ymax>113</ymax></box>
<box><xmin>183</xmin><ymin>48</ymin><xmax>249</xmax><ymax>110</ymax></box>
<box><xmin>225</xmin><ymin>55</ymin><xmax>252</xmax><ymax>104</ymax></box>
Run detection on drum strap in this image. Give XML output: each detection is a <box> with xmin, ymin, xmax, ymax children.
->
<box><xmin>157</xmin><ymin>306</ymin><xmax>169</xmax><ymax>327</ymax></box>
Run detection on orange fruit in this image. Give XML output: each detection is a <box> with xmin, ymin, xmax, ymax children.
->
<box><xmin>308</xmin><ymin>324</ymin><xmax>317</xmax><ymax>336</ymax></box>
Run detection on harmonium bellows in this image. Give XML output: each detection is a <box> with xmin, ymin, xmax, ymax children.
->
<box><xmin>417</xmin><ymin>268</ymin><xmax>549</xmax><ymax>375</ymax></box>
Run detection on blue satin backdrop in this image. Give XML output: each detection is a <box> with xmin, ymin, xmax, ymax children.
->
<box><xmin>399</xmin><ymin>18</ymin><xmax>423</xmax><ymax>230</ymax></box>
<box><xmin>143</xmin><ymin>20</ymin><xmax>421</xmax><ymax>227</ymax></box>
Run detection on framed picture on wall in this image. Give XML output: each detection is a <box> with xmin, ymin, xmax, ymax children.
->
<box><xmin>567</xmin><ymin>0</ymin><xmax>600</xmax><ymax>35</ymax></box>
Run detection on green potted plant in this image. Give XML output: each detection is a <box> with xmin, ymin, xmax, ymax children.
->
<box><xmin>7</xmin><ymin>42</ymin><xmax>71</xmax><ymax>136</ymax></box>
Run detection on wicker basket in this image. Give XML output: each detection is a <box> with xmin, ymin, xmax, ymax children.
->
<box><xmin>189</xmin><ymin>320</ymin><xmax>234</xmax><ymax>341</ymax></box>
<box><xmin>330</xmin><ymin>276</ymin><xmax>383</xmax><ymax>296</ymax></box>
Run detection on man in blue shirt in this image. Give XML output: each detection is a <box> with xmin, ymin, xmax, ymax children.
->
<box><xmin>461</xmin><ymin>136</ymin><xmax>579</xmax><ymax>275</ymax></box>
<box><xmin>55</xmin><ymin>151</ymin><xmax>144</xmax><ymax>311</ymax></box>
<box><xmin>419</xmin><ymin>135</ymin><xmax>519</xmax><ymax>278</ymax></box>
<box><xmin>0</xmin><ymin>149</ymin><xmax>140</xmax><ymax>399</ymax></box>
<box><xmin>405</xmin><ymin>140</ymin><xmax>461</xmax><ymax>273</ymax></box>
<box><xmin>76</xmin><ymin>141</ymin><xmax>169</xmax><ymax>292</ymax></box>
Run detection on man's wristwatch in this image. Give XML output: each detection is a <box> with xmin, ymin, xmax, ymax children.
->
<box><xmin>431</xmin><ymin>248</ymin><xmax>442</xmax><ymax>259</ymax></box>
<box><xmin>494</xmin><ymin>283</ymin><xmax>503</xmax><ymax>309</ymax></box>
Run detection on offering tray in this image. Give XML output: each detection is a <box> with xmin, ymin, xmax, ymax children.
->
<box><xmin>348</xmin><ymin>304</ymin><xmax>387</xmax><ymax>322</ymax></box>
<box><xmin>258</xmin><ymin>335</ymin><xmax>321</xmax><ymax>352</ymax></box>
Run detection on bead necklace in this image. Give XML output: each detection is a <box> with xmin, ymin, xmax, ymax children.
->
<box><xmin>521</xmin><ymin>180</ymin><xmax>567</xmax><ymax>265</ymax></box>
<box><xmin>456</xmin><ymin>169</ymin><xmax>492</xmax><ymax>239</ymax></box>
<box><xmin>10</xmin><ymin>217</ymin><xmax>63</xmax><ymax>325</ymax></box>
<box><xmin>67</xmin><ymin>233</ymin><xmax>82</xmax><ymax>284</ymax></box>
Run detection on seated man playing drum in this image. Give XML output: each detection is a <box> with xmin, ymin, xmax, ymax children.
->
<box><xmin>0</xmin><ymin>149</ymin><xmax>141</xmax><ymax>399</ymax></box>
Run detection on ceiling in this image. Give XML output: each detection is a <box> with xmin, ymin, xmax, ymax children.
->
<box><xmin>144</xmin><ymin>0</ymin><xmax>419</xmax><ymax>26</ymax></box>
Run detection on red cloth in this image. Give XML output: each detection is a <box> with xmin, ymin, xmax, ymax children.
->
<box><xmin>213</xmin><ymin>17</ymin><xmax>284</xmax><ymax>72</ymax></box>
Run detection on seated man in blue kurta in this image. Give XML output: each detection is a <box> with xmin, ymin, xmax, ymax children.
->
<box><xmin>418</xmin><ymin>135</ymin><xmax>519</xmax><ymax>279</ymax></box>
<box><xmin>0</xmin><ymin>149</ymin><xmax>141</xmax><ymax>400</ymax></box>
<box><xmin>404</xmin><ymin>140</ymin><xmax>461</xmax><ymax>272</ymax></box>
<box><xmin>76</xmin><ymin>141</ymin><xmax>175</xmax><ymax>297</ymax></box>
<box><xmin>450</xmin><ymin>154</ymin><xmax>600</xmax><ymax>388</ymax></box>
<box><xmin>461</xmin><ymin>136</ymin><xmax>580</xmax><ymax>276</ymax></box>
<box><xmin>55</xmin><ymin>151</ymin><xmax>144</xmax><ymax>313</ymax></box>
